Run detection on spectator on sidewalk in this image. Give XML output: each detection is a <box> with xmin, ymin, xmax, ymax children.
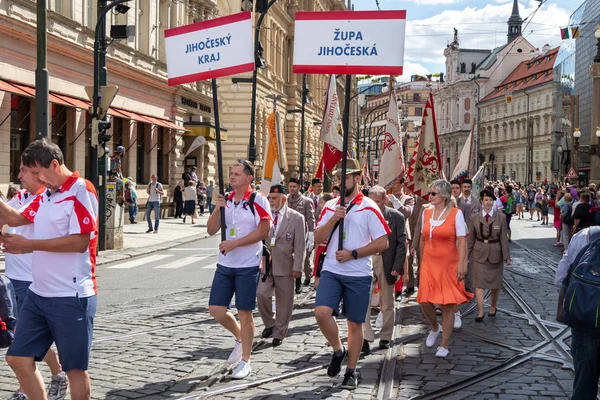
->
<box><xmin>191</xmin><ymin>166</ymin><xmax>199</xmax><ymax>187</ymax></box>
<box><xmin>362</xmin><ymin>186</ymin><xmax>407</xmax><ymax>353</ymax></box>
<box><xmin>3</xmin><ymin>162</ymin><xmax>68</xmax><ymax>400</ymax></box>
<box><xmin>197</xmin><ymin>182</ymin><xmax>207</xmax><ymax>216</ymax></box>
<box><xmin>314</xmin><ymin>159</ymin><xmax>390</xmax><ymax>390</ymax></box>
<box><xmin>183</xmin><ymin>180</ymin><xmax>197</xmax><ymax>224</ymax></box>
<box><xmin>207</xmin><ymin>180</ymin><xmax>215</xmax><ymax>214</ymax></box>
<box><xmin>174</xmin><ymin>181</ymin><xmax>184</xmax><ymax>219</ymax></box>
<box><xmin>146</xmin><ymin>174</ymin><xmax>163</xmax><ymax>234</ymax></box>
<box><xmin>182</xmin><ymin>166</ymin><xmax>192</xmax><ymax>184</ymax></box>
<box><xmin>124</xmin><ymin>180</ymin><xmax>138</xmax><ymax>224</ymax></box>
<box><xmin>206</xmin><ymin>160</ymin><xmax>271</xmax><ymax>379</ymax></box>
<box><xmin>0</xmin><ymin>139</ymin><xmax>98</xmax><ymax>400</ymax></box>
<box><xmin>573</xmin><ymin>192</ymin><xmax>593</xmax><ymax>234</ymax></box>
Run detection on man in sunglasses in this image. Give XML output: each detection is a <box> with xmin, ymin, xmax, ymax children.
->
<box><xmin>206</xmin><ymin>160</ymin><xmax>272</xmax><ymax>379</ymax></box>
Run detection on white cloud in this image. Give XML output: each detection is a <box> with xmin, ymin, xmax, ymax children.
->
<box><xmin>401</xmin><ymin>0</ymin><xmax>462</xmax><ymax>5</ymax></box>
<box><xmin>404</xmin><ymin>1</ymin><xmax>572</xmax><ymax>73</ymax></box>
<box><xmin>400</xmin><ymin>61</ymin><xmax>431</xmax><ymax>78</ymax></box>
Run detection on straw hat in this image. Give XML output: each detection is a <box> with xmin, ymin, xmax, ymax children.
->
<box><xmin>334</xmin><ymin>159</ymin><xmax>362</xmax><ymax>176</ymax></box>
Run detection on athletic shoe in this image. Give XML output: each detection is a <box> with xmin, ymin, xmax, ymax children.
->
<box><xmin>47</xmin><ymin>372</ymin><xmax>68</xmax><ymax>400</ymax></box>
<box><xmin>454</xmin><ymin>312</ymin><xmax>462</xmax><ymax>329</ymax></box>
<box><xmin>327</xmin><ymin>347</ymin><xmax>347</xmax><ymax>377</ymax></box>
<box><xmin>426</xmin><ymin>329</ymin><xmax>441</xmax><ymax>347</ymax></box>
<box><xmin>9</xmin><ymin>392</ymin><xmax>28</xmax><ymax>400</ymax></box>
<box><xmin>231</xmin><ymin>360</ymin><xmax>252</xmax><ymax>379</ymax></box>
<box><xmin>227</xmin><ymin>340</ymin><xmax>243</xmax><ymax>365</ymax></box>
<box><xmin>341</xmin><ymin>370</ymin><xmax>358</xmax><ymax>390</ymax></box>
<box><xmin>435</xmin><ymin>346</ymin><xmax>449</xmax><ymax>358</ymax></box>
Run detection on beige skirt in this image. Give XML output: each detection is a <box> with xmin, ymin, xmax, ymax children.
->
<box><xmin>472</xmin><ymin>260</ymin><xmax>504</xmax><ymax>290</ymax></box>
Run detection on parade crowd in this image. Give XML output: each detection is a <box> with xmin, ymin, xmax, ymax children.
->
<box><xmin>2</xmin><ymin>142</ymin><xmax>600</xmax><ymax>399</ymax></box>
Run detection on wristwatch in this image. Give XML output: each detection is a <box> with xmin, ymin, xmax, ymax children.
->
<box><xmin>351</xmin><ymin>250</ymin><xmax>359</xmax><ymax>260</ymax></box>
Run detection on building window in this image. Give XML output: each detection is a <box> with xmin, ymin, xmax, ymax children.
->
<box><xmin>86</xmin><ymin>0</ymin><xmax>95</xmax><ymax>28</ymax></box>
<box><xmin>545</xmin><ymin>94</ymin><xmax>550</xmax><ymax>107</ymax></box>
<box><xmin>9</xmin><ymin>96</ymin><xmax>30</xmax><ymax>184</ymax></box>
<box><xmin>413</xmin><ymin>93</ymin><xmax>421</xmax><ymax>102</ymax></box>
<box><xmin>415</xmin><ymin>107</ymin><xmax>423</xmax><ymax>117</ymax></box>
<box><xmin>137</xmin><ymin>0</ymin><xmax>149</xmax><ymax>54</ymax></box>
<box><xmin>157</xmin><ymin>127</ymin><xmax>168</xmax><ymax>183</ymax></box>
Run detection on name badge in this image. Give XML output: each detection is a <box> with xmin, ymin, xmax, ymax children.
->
<box><xmin>492</xmin><ymin>224</ymin><xmax>500</xmax><ymax>230</ymax></box>
<box><xmin>229</xmin><ymin>227</ymin><xmax>237</xmax><ymax>238</ymax></box>
<box><xmin>270</xmin><ymin>236</ymin><xmax>276</xmax><ymax>247</ymax></box>
<box><xmin>343</xmin><ymin>231</ymin><xmax>347</xmax><ymax>241</ymax></box>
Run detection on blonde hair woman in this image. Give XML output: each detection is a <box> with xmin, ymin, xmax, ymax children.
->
<box><xmin>417</xmin><ymin>179</ymin><xmax>473</xmax><ymax>357</ymax></box>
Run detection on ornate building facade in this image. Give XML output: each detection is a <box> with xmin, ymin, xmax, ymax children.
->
<box><xmin>479</xmin><ymin>47</ymin><xmax>558</xmax><ymax>183</ymax></box>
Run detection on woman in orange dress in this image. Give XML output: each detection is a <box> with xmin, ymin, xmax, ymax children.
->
<box><xmin>417</xmin><ymin>179</ymin><xmax>473</xmax><ymax>357</ymax></box>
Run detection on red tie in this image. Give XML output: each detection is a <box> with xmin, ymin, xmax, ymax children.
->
<box><xmin>485</xmin><ymin>214</ymin><xmax>489</xmax><ymax>222</ymax></box>
<box><xmin>273</xmin><ymin>213</ymin><xmax>279</xmax><ymax>229</ymax></box>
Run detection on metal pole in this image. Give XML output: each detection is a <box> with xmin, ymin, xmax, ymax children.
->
<box><xmin>97</xmin><ymin>0</ymin><xmax>108</xmax><ymax>251</ymax></box>
<box><xmin>212</xmin><ymin>79</ymin><xmax>227</xmax><ymax>242</ymax></box>
<box><xmin>299</xmin><ymin>74</ymin><xmax>306</xmax><ymax>187</ymax></box>
<box><xmin>248</xmin><ymin>0</ymin><xmax>277</xmax><ymax>163</ymax></box>
<box><xmin>337</xmin><ymin>74</ymin><xmax>352</xmax><ymax>251</ymax></box>
<box><xmin>35</xmin><ymin>0</ymin><xmax>49</xmax><ymax>140</ymax></box>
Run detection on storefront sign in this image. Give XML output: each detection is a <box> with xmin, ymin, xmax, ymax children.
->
<box><xmin>165</xmin><ymin>12</ymin><xmax>254</xmax><ymax>86</ymax></box>
<box><xmin>293</xmin><ymin>10</ymin><xmax>406</xmax><ymax>75</ymax></box>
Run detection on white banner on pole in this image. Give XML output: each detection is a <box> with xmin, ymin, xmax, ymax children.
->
<box><xmin>184</xmin><ymin>136</ymin><xmax>207</xmax><ymax>159</ymax></box>
<box><xmin>164</xmin><ymin>11</ymin><xmax>254</xmax><ymax>86</ymax></box>
<box><xmin>293</xmin><ymin>10</ymin><xmax>406</xmax><ymax>75</ymax></box>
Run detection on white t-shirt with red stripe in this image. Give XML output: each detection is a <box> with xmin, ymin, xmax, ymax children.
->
<box><xmin>22</xmin><ymin>173</ymin><xmax>99</xmax><ymax>298</ymax></box>
<box><xmin>317</xmin><ymin>193</ymin><xmax>391</xmax><ymax>277</ymax></box>
<box><xmin>218</xmin><ymin>189</ymin><xmax>272</xmax><ymax>268</ymax></box>
<box><xmin>5</xmin><ymin>189</ymin><xmax>39</xmax><ymax>282</ymax></box>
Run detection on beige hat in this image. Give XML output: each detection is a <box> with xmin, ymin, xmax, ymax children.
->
<box><xmin>334</xmin><ymin>158</ymin><xmax>362</xmax><ymax>176</ymax></box>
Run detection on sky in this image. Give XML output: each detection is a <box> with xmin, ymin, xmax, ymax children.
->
<box><xmin>352</xmin><ymin>0</ymin><xmax>583</xmax><ymax>80</ymax></box>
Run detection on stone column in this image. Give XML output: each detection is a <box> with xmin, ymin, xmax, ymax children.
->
<box><xmin>590</xmin><ymin>63</ymin><xmax>600</xmax><ymax>183</ymax></box>
<box><xmin>105</xmin><ymin>181</ymin><xmax>124</xmax><ymax>249</ymax></box>
<box><xmin>123</xmin><ymin>120</ymin><xmax>137</xmax><ymax>181</ymax></box>
<box><xmin>69</xmin><ymin>108</ymin><xmax>87</xmax><ymax>175</ymax></box>
<box><xmin>0</xmin><ymin>91</ymin><xmax>11</xmax><ymax>187</ymax></box>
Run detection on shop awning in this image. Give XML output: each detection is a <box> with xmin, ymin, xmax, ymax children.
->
<box><xmin>183</xmin><ymin>122</ymin><xmax>228</xmax><ymax>141</ymax></box>
<box><xmin>110</xmin><ymin>108</ymin><xmax>187</xmax><ymax>131</ymax></box>
<box><xmin>0</xmin><ymin>80</ymin><xmax>31</xmax><ymax>97</ymax></box>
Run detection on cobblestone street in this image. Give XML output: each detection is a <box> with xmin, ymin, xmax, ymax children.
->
<box><xmin>0</xmin><ymin>218</ymin><xmax>579</xmax><ymax>399</ymax></box>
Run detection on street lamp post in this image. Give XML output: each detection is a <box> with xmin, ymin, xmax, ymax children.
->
<box><xmin>590</xmin><ymin>25</ymin><xmax>600</xmax><ymax>182</ymax></box>
<box><xmin>248</xmin><ymin>0</ymin><xmax>278</xmax><ymax>163</ymax></box>
<box><xmin>35</xmin><ymin>0</ymin><xmax>49</xmax><ymax>140</ymax></box>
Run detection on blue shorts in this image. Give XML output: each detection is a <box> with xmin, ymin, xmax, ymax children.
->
<box><xmin>209</xmin><ymin>265</ymin><xmax>260</xmax><ymax>311</ymax></box>
<box><xmin>9</xmin><ymin>279</ymin><xmax>31</xmax><ymax>316</ymax></box>
<box><xmin>7</xmin><ymin>290</ymin><xmax>97</xmax><ymax>372</ymax></box>
<box><xmin>315</xmin><ymin>271</ymin><xmax>372</xmax><ymax>323</ymax></box>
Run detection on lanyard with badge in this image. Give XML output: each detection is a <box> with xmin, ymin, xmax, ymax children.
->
<box><xmin>269</xmin><ymin>211</ymin><xmax>281</xmax><ymax>247</ymax></box>
<box><xmin>229</xmin><ymin>198</ymin><xmax>245</xmax><ymax>239</ymax></box>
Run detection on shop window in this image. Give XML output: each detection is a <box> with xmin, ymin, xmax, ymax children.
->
<box><xmin>50</xmin><ymin>104</ymin><xmax>67</xmax><ymax>158</ymax></box>
<box><xmin>156</xmin><ymin>127</ymin><xmax>166</xmax><ymax>183</ymax></box>
<box><xmin>9</xmin><ymin>95</ymin><xmax>31</xmax><ymax>184</ymax></box>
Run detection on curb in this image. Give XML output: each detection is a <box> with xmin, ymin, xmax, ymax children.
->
<box><xmin>96</xmin><ymin>233</ymin><xmax>212</xmax><ymax>266</ymax></box>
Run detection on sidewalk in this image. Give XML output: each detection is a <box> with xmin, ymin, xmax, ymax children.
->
<box><xmin>0</xmin><ymin>214</ymin><xmax>211</xmax><ymax>273</ymax></box>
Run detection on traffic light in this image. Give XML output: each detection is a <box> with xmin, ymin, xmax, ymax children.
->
<box><xmin>255</xmin><ymin>40</ymin><xmax>265</xmax><ymax>69</ymax></box>
<box><xmin>98</xmin><ymin>120</ymin><xmax>111</xmax><ymax>142</ymax></box>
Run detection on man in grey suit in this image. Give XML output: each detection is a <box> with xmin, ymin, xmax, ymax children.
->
<box><xmin>459</xmin><ymin>179</ymin><xmax>481</xmax><ymax>222</ymax></box>
<box><xmin>363</xmin><ymin>186</ymin><xmax>407</xmax><ymax>352</ymax></box>
<box><xmin>451</xmin><ymin>180</ymin><xmax>470</xmax><ymax>224</ymax></box>
<box><xmin>287</xmin><ymin>178</ymin><xmax>315</xmax><ymax>292</ymax></box>
<box><xmin>257</xmin><ymin>184</ymin><xmax>306</xmax><ymax>346</ymax></box>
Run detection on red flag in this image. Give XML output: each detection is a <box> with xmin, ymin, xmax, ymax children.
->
<box><xmin>314</xmin><ymin>143</ymin><xmax>343</xmax><ymax>180</ymax></box>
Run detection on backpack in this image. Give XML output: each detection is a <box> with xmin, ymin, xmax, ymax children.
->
<box><xmin>507</xmin><ymin>195</ymin><xmax>517</xmax><ymax>214</ymax></box>
<box><xmin>561</xmin><ymin>227</ymin><xmax>600</xmax><ymax>329</ymax></box>
<box><xmin>225</xmin><ymin>191</ymin><xmax>259</xmax><ymax>216</ymax></box>
<box><xmin>562</xmin><ymin>204</ymin><xmax>574</xmax><ymax>226</ymax></box>
<box><xmin>0</xmin><ymin>276</ymin><xmax>17</xmax><ymax>348</ymax></box>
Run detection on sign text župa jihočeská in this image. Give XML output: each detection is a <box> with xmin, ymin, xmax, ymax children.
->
<box><xmin>164</xmin><ymin>12</ymin><xmax>254</xmax><ymax>86</ymax></box>
<box><xmin>317</xmin><ymin>30</ymin><xmax>378</xmax><ymax>57</ymax></box>
<box><xmin>293</xmin><ymin>10</ymin><xmax>406</xmax><ymax>75</ymax></box>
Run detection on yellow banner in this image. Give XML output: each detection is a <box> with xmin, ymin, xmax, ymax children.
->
<box><xmin>264</xmin><ymin>111</ymin><xmax>280</xmax><ymax>181</ymax></box>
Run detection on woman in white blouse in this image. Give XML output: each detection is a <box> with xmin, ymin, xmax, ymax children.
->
<box><xmin>417</xmin><ymin>179</ymin><xmax>473</xmax><ymax>357</ymax></box>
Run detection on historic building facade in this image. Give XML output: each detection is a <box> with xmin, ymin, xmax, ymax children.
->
<box><xmin>0</xmin><ymin>0</ymin><xmax>222</xmax><ymax>198</ymax></box>
<box><xmin>478</xmin><ymin>47</ymin><xmax>558</xmax><ymax>183</ymax></box>
<box><xmin>434</xmin><ymin>0</ymin><xmax>536</xmax><ymax>178</ymax></box>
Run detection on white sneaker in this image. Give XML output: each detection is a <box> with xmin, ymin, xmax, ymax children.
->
<box><xmin>375</xmin><ymin>311</ymin><xmax>383</xmax><ymax>329</ymax></box>
<box><xmin>47</xmin><ymin>372</ymin><xmax>68</xmax><ymax>400</ymax></box>
<box><xmin>435</xmin><ymin>346</ymin><xmax>449</xmax><ymax>358</ymax></box>
<box><xmin>231</xmin><ymin>360</ymin><xmax>252</xmax><ymax>379</ymax></box>
<box><xmin>454</xmin><ymin>311</ymin><xmax>462</xmax><ymax>329</ymax></box>
<box><xmin>227</xmin><ymin>340</ymin><xmax>243</xmax><ymax>365</ymax></box>
<box><xmin>426</xmin><ymin>329</ymin><xmax>441</xmax><ymax>347</ymax></box>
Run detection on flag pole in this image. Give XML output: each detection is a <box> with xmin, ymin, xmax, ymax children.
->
<box><xmin>338</xmin><ymin>74</ymin><xmax>352</xmax><ymax>251</ymax></box>
<box><xmin>212</xmin><ymin>78</ymin><xmax>226</xmax><ymax>242</ymax></box>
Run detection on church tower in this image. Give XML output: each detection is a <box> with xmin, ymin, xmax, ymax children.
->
<box><xmin>507</xmin><ymin>0</ymin><xmax>523</xmax><ymax>43</ymax></box>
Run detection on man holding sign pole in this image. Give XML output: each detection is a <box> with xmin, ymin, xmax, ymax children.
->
<box><xmin>207</xmin><ymin>160</ymin><xmax>272</xmax><ymax>379</ymax></box>
<box><xmin>314</xmin><ymin>159</ymin><xmax>390</xmax><ymax>389</ymax></box>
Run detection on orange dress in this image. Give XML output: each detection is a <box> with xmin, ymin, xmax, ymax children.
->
<box><xmin>416</xmin><ymin>207</ymin><xmax>473</xmax><ymax>305</ymax></box>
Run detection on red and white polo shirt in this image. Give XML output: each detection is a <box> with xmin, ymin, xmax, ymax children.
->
<box><xmin>317</xmin><ymin>192</ymin><xmax>391</xmax><ymax>277</ymax></box>
<box><xmin>218</xmin><ymin>189</ymin><xmax>272</xmax><ymax>268</ymax></box>
<box><xmin>22</xmin><ymin>173</ymin><xmax>99</xmax><ymax>298</ymax></box>
<box><xmin>5</xmin><ymin>189</ymin><xmax>40</xmax><ymax>282</ymax></box>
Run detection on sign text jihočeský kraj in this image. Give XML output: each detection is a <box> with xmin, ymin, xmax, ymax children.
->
<box><xmin>292</xmin><ymin>10</ymin><xmax>406</xmax><ymax>75</ymax></box>
<box><xmin>164</xmin><ymin>11</ymin><xmax>254</xmax><ymax>86</ymax></box>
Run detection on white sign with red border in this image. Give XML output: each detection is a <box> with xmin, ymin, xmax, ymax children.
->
<box><xmin>164</xmin><ymin>11</ymin><xmax>254</xmax><ymax>86</ymax></box>
<box><xmin>293</xmin><ymin>10</ymin><xmax>406</xmax><ymax>75</ymax></box>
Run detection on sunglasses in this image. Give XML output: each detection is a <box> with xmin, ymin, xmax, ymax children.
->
<box><xmin>428</xmin><ymin>191</ymin><xmax>440</xmax><ymax>197</ymax></box>
<box><xmin>236</xmin><ymin>159</ymin><xmax>254</xmax><ymax>175</ymax></box>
